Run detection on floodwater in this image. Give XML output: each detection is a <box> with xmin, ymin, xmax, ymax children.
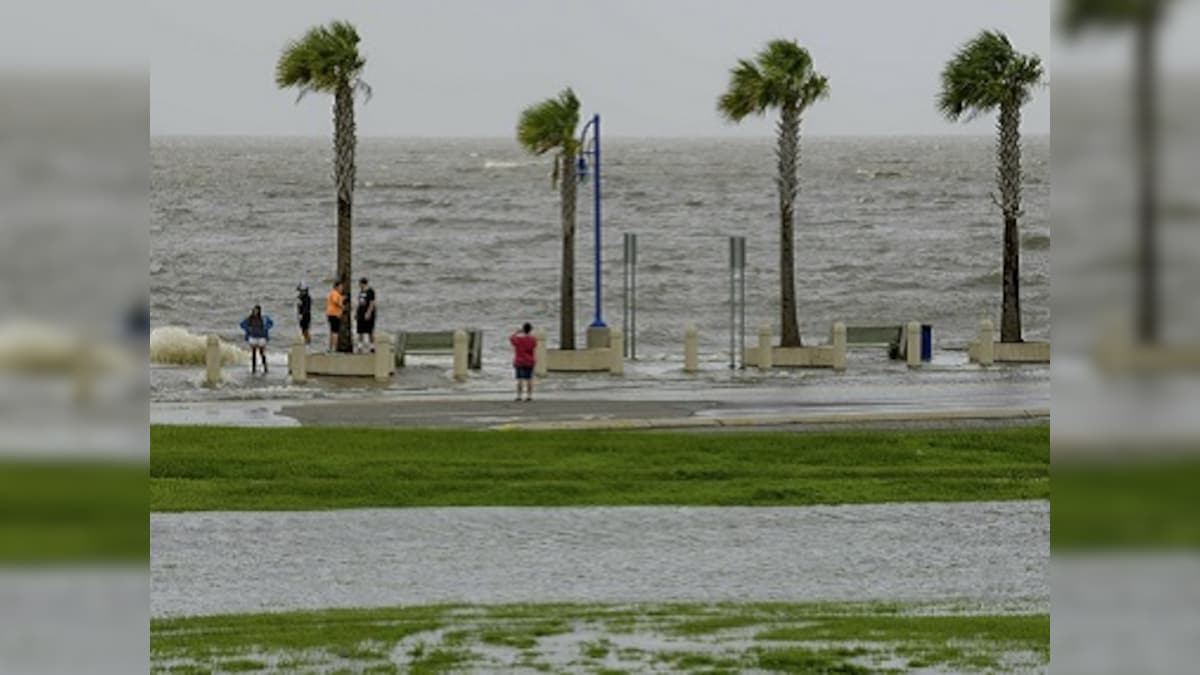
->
<box><xmin>151</xmin><ymin>501</ymin><xmax>1048</xmax><ymax>618</ymax></box>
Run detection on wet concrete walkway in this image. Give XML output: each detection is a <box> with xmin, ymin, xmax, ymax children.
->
<box><xmin>152</xmin><ymin>501</ymin><xmax>1048</xmax><ymax>617</ymax></box>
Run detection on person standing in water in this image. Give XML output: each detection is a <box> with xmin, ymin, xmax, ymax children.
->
<box><xmin>296</xmin><ymin>282</ymin><xmax>312</xmax><ymax>345</ymax></box>
<box><xmin>239</xmin><ymin>305</ymin><xmax>274</xmax><ymax>374</ymax></box>
<box><xmin>509</xmin><ymin>322</ymin><xmax>537</xmax><ymax>401</ymax></box>
<box><xmin>355</xmin><ymin>277</ymin><xmax>376</xmax><ymax>353</ymax></box>
<box><xmin>326</xmin><ymin>280</ymin><xmax>345</xmax><ymax>352</ymax></box>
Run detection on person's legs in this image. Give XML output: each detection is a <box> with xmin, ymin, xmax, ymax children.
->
<box><xmin>261</xmin><ymin>346</ymin><xmax>268</xmax><ymax>373</ymax></box>
<box><xmin>526</xmin><ymin>374</ymin><xmax>533</xmax><ymax>401</ymax></box>
<box><xmin>250</xmin><ymin>344</ymin><xmax>257</xmax><ymax>373</ymax></box>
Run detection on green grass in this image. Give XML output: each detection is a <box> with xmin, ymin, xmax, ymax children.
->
<box><xmin>151</xmin><ymin>602</ymin><xmax>1048</xmax><ymax>674</ymax></box>
<box><xmin>0</xmin><ymin>460</ymin><xmax>147</xmax><ymax>562</ymax></box>
<box><xmin>1053</xmin><ymin>457</ymin><xmax>1200</xmax><ymax>550</ymax></box>
<box><xmin>150</xmin><ymin>426</ymin><xmax>1048</xmax><ymax>511</ymax></box>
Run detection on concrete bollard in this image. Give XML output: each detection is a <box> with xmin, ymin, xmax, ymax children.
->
<box><xmin>977</xmin><ymin>319</ymin><xmax>995</xmax><ymax>366</ymax></box>
<box><xmin>832</xmin><ymin>321</ymin><xmax>847</xmax><ymax>372</ymax></box>
<box><xmin>204</xmin><ymin>334</ymin><xmax>222</xmax><ymax>387</ymax></box>
<box><xmin>453</xmin><ymin>329</ymin><xmax>468</xmax><ymax>382</ymax></box>
<box><xmin>609</xmin><ymin>327</ymin><xmax>624</xmax><ymax>375</ymax></box>
<box><xmin>906</xmin><ymin>321</ymin><xmax>922</xmax><ymax>368</ymax></box>
<box><xmin>684</xmin><ymin>324</ymin><xmax>699</xmax><ymax>373</ymax></box>
<box><xmin>289</xmin><ymin>338</ymin><xmax>308</xmax><ymax>384</ymax></box>
<box><xmin>374</xmin><ymin>337</ymin><xmax>394</xmax><ymax>383</ymax></box>
<box><xmin>534</xmin><ymin>330</ymin><xmax>548</xmax><ymax>377</ymax></box>
<box><xmin>757</xmin><ymin>325</ymin><xmax>773</xmax><ymax>371</ymax></box>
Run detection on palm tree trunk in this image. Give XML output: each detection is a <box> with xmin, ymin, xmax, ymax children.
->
<box><xmin>334</xmin><ymin>83</ymin><xmax>356</xmax><ymax>353</ymax></box>
<box><xmin>559</xmin><ymin>151</ymin><xmax>578</xmax><ymax>350</ymax></box>
<box><xmin>776</xmin><ymin>105</ymin><xmax>802</xmax><ymax>347</ymax></box>
<box><xmin>1134</xmin><ymin>17</ymin><xmax>1159</xmax><ymax>344</ymax></box>
<box><xmin>997</xmin><ymin>101</ymin><xmax>1023</xmax><ymax>343</ymax></box>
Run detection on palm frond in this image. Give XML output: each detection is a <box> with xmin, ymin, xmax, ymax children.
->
<box><xmin>938</xmin><ymin>30</ymin><xmax>1043</xmax><ymax>122</ymax></box>
<box><xmin>517</xmin><ymin>87</ymin><xmax>581</xmax><ymax>156</ymax></box>
<box><xmin>276</xmin><ymin>20</ymin><xmax>368</xmax><ymax>99</ymax></box>
<box><xmin>718</xmin><ymin>39</ymin><xmax>829</xmax><ymax>122</ymax></box>
<box><xmin>1061</xmin><ymin>0</ymin><xmax>1169</xmax><ymax>33</ymax></box>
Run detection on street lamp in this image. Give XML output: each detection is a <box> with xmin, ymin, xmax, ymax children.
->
<box><xmin>576</xmin><ymin>113</ymin><xmax>606</xmax><ymax>344</ymax></box>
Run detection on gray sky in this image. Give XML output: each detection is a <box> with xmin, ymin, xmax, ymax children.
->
<box><xmin>151</xmin><ymin>0</ymin><xmax>1052</xmax><ymax>137</ymax></box>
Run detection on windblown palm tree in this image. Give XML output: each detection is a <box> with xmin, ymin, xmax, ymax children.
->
<box><xmin>1063</xmin><ymin>0</ymin><xmax>1172</xmax><ymax>344</ymax></box>
<box><xmin>517</xmin><ymin>88</ymin><xmax>582</xmax><ymax>350</ymax></box>
<box><xmin>939</xmin><ymin>30</ymin><xmax>1043</xmax><ymax>344</ymax></box>
<box><xmin>276</xmin><ymin>20</ymin><xmax>370</xmax><ymax>353</ymax></box>
<box><xmin>718</xmin><ymin>40</ymin><xmax>829</xmax><ymax>348</ymax></box>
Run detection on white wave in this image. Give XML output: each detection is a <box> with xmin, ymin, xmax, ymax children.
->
<box><xmin>150</xmin><ymin>327</ymin><xmax>246</xmax><ymax>366</ymax></box>
<box><xmin>0</xmin><ymin>320</ymin><xmax>132</xmax><ymax>373</ymax></box>
<box><xmin>483</xmin><ymin>160</ymin><xmax>522</xmax><ymax>169</ymax></box>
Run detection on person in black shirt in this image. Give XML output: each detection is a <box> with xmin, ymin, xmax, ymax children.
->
<box><xmin>355</xmin><ymin>277</ymin><xmax>377</xmax><ymax>353</ymax></box>
<box><xmin>296</xmin><ymin>282</ymin><xmax>312</xmax><ymax>345</ymax></box>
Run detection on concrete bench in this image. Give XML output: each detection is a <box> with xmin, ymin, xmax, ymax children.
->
<box><xmin>845</xmin><ymin>325</ymin><xmax>904</xmax><ymax>358</ymax></box>
<box><xmin>396</xmin><ymin>329</ymin><xmax>483</xmax><ymax>369</ymax></box>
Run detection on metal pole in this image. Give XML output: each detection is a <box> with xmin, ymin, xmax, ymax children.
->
<box><xmin>730</xmin><ymin>236</ymin><xmax>736</xmax><ymax>369</ymax></box>
<box><xmin>738</xmin><ymin>237</ymin><xmax>746</xmax><ymax>370</ymax></box>
<box><xmin>630</xmin><ymin>233</ymin><xmax>637</xmax><ymax>360</ymax></box>
<box><xmin>590</xmin><ymin>114</ymin><xmax>605</xmax><ymax>328</ymax></box>
<box><xmin>623</xmin><ymin>233</ymin><xmax>630</xmax><ymax>358</ymax></box>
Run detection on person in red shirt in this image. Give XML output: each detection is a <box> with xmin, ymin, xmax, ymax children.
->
<box><xmin>509</xmin><ymin>322</ymin><xmax>538</xmax><ymax>402</ymax></box>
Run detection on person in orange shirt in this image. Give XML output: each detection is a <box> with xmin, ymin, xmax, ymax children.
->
<box><xmin>326</xmin><ymin>280</ymin><xmax>346</xmax><ymax>352</ymax></box>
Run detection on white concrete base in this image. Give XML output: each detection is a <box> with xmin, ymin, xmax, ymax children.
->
<box><xmin>303</xmin><ymin>343</ymin><xmax>395</xmax><ymax>381</ymax></box>
<box><xmin>743</xmin><ymin>345</ymin><xmax>837</xmax><ymax>368</ymax></box>
<box><xmin>545</xmin><ymin>347</ymin><xmax>612</xmax><ymax>372</ymax></box>
<box><xmin>967</xmin><ymin>319</ymin><xmax>1050</xmax><ymax>364</ymax></box>
<box><xmin>994</xmin><ymin>341</ymin><xmax>1051</xmax><ymax>363</ymax></box>
<box><xmin>739</xmin><ymin>325</ymin><xmax>845</xmax><ymax>370</ymax></box>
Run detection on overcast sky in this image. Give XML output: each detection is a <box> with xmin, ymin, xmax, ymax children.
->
<box><xmin>150</xmin><ymin>0</ymin><xmax>1053</xmax><ymax>137</ymax></box>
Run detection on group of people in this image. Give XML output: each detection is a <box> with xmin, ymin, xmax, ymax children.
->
<box><xmin>238</xmin><ymin>277</ymin><xmax>378</xmax><ymax>374</ymax></box>
<box><xmin>302</xmin><ymin>277</ymin><xmax>377</xmax><ymax>353</ymax></box>
<box><xmin>238</xmin><ymin>278</ymin><xmax>540</xmax><ymax>398</ymax></box>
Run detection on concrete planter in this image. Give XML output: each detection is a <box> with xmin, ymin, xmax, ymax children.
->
<box><xmin>289</xmin><ymin>340</ymin><xmax>394</xmax><ymax>382</ymax></box>
<box><xmin>994</xmin><ymin>341</ymin><xmax>1051</xmax><ymax>363</ymax></box>
<box><xmin>967</xmin><ymin>320</ymin><xmax>1050</xmax><ymax>364</ymax></box>
<box><xmin>545</xmin><ymin>347</ymin><xmax>613</xmax><ymax>372</ymax></box>
<box><xmin>743</xmin><ymin>345</ymin><xmax>837</xmax><ymax>368</ymax></box>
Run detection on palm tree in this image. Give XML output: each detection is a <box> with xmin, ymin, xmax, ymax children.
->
<box><xmin>276</xmin><ymin>20</ymin><xmax>370</xmax><ymax>353</ymax></box>
<box><xmin>718</xmin><ymin>40</ymin><xmax>830</xmax><ymax>348</ymax></box>
<box><xmin>517</xmin><ymin>88</ymin><xmax>582</xmax><ymax>350</ymax></box>
<box><xmin>1063</xmin><ymin>0</ymin><xmax>1172</xmax><ymax>344</ymax></box>
<box><xmin>939</xmin><ymin>30</ymin><xmax>1043</xmax><ymax>344</ymax></box>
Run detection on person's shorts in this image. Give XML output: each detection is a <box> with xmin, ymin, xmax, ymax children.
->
<box><xmin>299</xmin><ymin>317</ymin><xmax>311</xmax><ymax>331</ymax></box>
<box><xmin>327</xmin><ymin>315</ymin><xmax>341</xmax><ymax>333</ymax></box>
<box><xmin>247</xmin><ymin>337</ymin><xmax>267</xmax><ymax>348</ymax></box>
<box><xmin>356</xmin><ymin>317</ymin><xmax>375</xmax><ymax>335</ymax></box>
<box><xmin>514</xmin><ymin>366</ymin><xmax>533</xmax><ymax>380</ymax></box>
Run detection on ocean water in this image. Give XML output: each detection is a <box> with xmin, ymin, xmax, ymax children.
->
<box><xmin>151</xmin><ymin>135</ymin><xmax>1048</xmax><ymax>396</ymax></box>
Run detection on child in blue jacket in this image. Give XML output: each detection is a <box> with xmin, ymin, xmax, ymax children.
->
<box><xmin>240</xmin><ymin>305</ymin><xmax>274</xmax><ymax>374</ymax></box>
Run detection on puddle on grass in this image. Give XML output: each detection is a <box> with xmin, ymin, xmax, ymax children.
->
<box><xmin>151</xmin><ymin>602</ymin><xmax>1050</xmax><ymax>674</ymax></box>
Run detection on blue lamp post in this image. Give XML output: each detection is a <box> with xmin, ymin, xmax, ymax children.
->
<box><xmin>577</xmin><ymin>113</ymin><xmax>606</xmax><ymax>331</ymax></box>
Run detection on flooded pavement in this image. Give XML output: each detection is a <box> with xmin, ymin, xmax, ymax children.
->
<box><xmin>151</xmin><ymin>501</ymin><xmax>1047</xmax><ymax>618</ymax></box>
<box><xmin>150</xmin><ymin>370</ymin><xmax>1048</xmax><ymax>430</ymax></box>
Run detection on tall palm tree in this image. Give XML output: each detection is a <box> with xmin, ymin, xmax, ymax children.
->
<box><xmin>718</xmin><ymin>40</ymin><xmax>829</xmax><ymax>348</ymax></box>
<box><xmin>517</xmin><ymin>88</ymin><xmax>582</xmax><ymax>350</ymax></box>
<box><xmin>1063</xmin><ymin>0</ymin><xmax>1172</xmax><ymax>344</ymax></box>
<box><xmin>939</xmin><ymin>30</ymin><xmax>1043</xmax><ymax>344</ymax></box>
<box><xmin>276</xmin><ymin>20</ymin><xmax>370</xmax><ymax>353</ymax></box>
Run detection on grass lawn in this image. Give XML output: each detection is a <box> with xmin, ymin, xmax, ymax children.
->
<box><xmin>1053</xmin><ymin>457</ymin><xmax>1200</xmax><ymax>550</ymax></box>
<box><xmin>150</xmin><ymin>425</ymin><xmax>1048</xmax><ymax>511</ymax></box>
<box><xmin>151</xmin><ymin>601</ymin><xmax>1049</xmax><ymax>674</ymax></box>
